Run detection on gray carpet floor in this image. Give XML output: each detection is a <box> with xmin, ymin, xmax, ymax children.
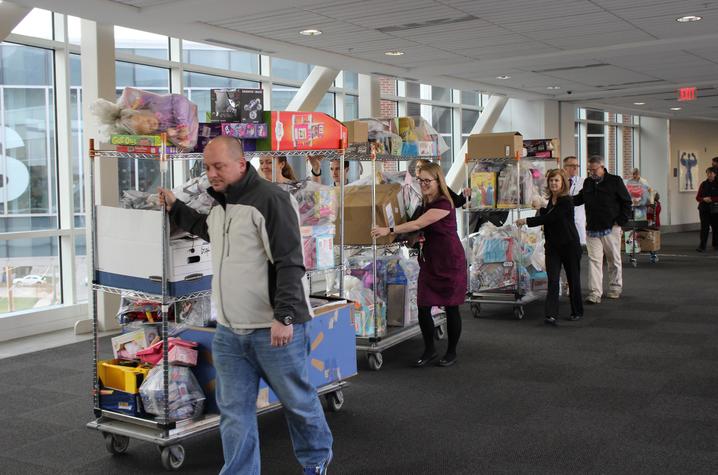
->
<box><xmin>1</xmin><ymin>231</ymin><xmax>717</xmax><ymax>474</ymax></box>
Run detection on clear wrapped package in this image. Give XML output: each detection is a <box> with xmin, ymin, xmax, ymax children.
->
<box><xmin>120</xmin><ymin>190</ymin><xmax>161</xmax><ymax>210</ymax></box>
<box><xmin>344</xmin><ymin>275</ymin><xmax>386</xmax><ymax>337</ymax></box>
<box><xmin>116</xmin><ymin>294</ymin><xmax>172</xmax><ymax>325</ymax></box>
<box><xmin>172</xmin><ymin>173</ymin><xmax>215</xmax><ymax>215</ymax></box>
<box><xmin>92</xmin><ymin>87</ymin><xmax>199</xmax><ymax>149</ymax></box>
<box><xmin>139</xmin><ymin>365</ymin><xmax>205</xmax><ymax>421</ymax></box>
<box><xmin>176</xmin><ymin>296</ymin><xmax>213</xmax><ymax>327</ymax></box>
<box><xmin>290</xmin><ymin>181</ymin><xmax>337</xmax><ymax>226</ymax></box>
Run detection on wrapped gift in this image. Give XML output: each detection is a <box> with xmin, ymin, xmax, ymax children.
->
<box><xmin>136</xmin><ymin>337</ymin><xmax>199</xmax><ymax>367</ymax></box>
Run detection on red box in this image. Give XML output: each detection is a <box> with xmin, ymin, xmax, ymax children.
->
<box><xmin>257</xmin><ymin>112</ymin><xmax>347</xmax><ymax>151</ymax></box>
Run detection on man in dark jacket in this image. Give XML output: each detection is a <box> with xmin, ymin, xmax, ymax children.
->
<box><xmin>573</xmin><ymin>155</ymin><xmax>632</xmax><ymax>304</ymax></box>
<box><xmin>158</xmin><ymin>136</ymin><xmax>332</xmax><ymax>475</ymax></box>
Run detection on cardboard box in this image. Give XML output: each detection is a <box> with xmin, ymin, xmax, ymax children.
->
<box><xmin>211</xmin><ymin>88</ymin><xmax>264</xmax><ymax>122</ymax></box>
<box><xmin>339</xmin><ymin>184</ymin><xmax>404</xmax><ymax>245</ymax></box>
<box><xmin>467</xmin><ymin>132</ymin><xmax>523</xmax><ymax>159</ymax></box>
<box><xmin>256</xmin><ymin>112</ymin><xmax>348</xmax><ymax>151</ymax></box>
<box><xmin>96</xmin><ymin>206</ymin><xmax>212</xmax><ymax>296</ymax></box>
<box><xmin>637</xmin><ymin>230</ymin><xmax>661</xmax><ymax>251</ymax></box>
<box><xmin>343</xmin><ymin>120</ymin><xmax>369</xmax><ymax>144</ymax></box>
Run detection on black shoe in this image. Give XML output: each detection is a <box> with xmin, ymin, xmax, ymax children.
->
<box><xmin>437</xmin><ymin>353</ymin><xmax>457</xmax><ymax>367</ymax></box>
<box><xmin>568</xmin><ymin>315</ymin><xmax>582</xmax><ymax>321</ymax></box>
<box><xmin>413</xmin><ymin>352</ymin><xmax>438</xmax><ymax>368</ymax></box>
<box><xmin>544</xmin><ymin>316</ymin><xmax>557</xmax><ymax>326</ymax></box>
<box><xmin>696</xmin><ymin>247</ymin><xmax>705</xmax><ymax>252</ymax></box>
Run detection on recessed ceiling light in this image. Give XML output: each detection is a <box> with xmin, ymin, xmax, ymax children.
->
<box><xmin>547</xmin><ymin>86</ymin><xmax>561</xmax><ymax>90</ymax></box>
<box><xmin>299</xmin><ymin>29</ymin><xmax>322</xmax><ymax>36</ymax></box>
<box><xmin>670</xmin><ymin>107</ymin><xmax>682</xmax><ymax>111</ymax></box>
<box><xmin>496</xmin><ymin>75</ymin><xmax>511</xmax><ymax>80</ymax></box>
<box><xmin>633</xmin><ymin>102</ymin><xmax>645</xmax><ymax>105</ymax></box>
<box><xmin>676</xmin><ymin>15</ymin><xmax>702</xmax><ymax>22</ymax></box>
<box><xmin>384</xmin><ymin>50</ymin><xmax>405</xmax><ymax>56</ymax></box>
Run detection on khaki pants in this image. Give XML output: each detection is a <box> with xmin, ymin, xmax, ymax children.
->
<box><xmin>585</xmin><ymin>225</ymin><xmax>622</xmax><ymax>299</ymax></box>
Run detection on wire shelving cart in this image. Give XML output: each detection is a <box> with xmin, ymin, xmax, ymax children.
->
<box><xmin>86</xmin><ymin>138</ymin><xmax>352</xmax><ymax>471</ymax></box>
<box><xmin>342</xmin><ymin>150</ymin><xmax>447</xmax><ymax>371</ymax></box>
<box><xmin>463</xmin><ymin>152</ymin><xmax>557</xmax><ymax>320</ymax></box>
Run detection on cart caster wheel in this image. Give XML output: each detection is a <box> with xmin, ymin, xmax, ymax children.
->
<box><xmin>630</xmin><ymin>258</ymin><xmax>637</xmax><ymax>268</ymax></box>
<box><xmin>650</xmin><ymin>255</ymin><xmax>658</xmax><ymax>264</ymax></box>
<box><xmin>434</xmin><ymin>324</ymin><xmax>446</xmax><ymax>340</ymax></box>
<box><xmin>325</xmin><ymin>390</ymin><xmax>344</xmax><ymax>412</ymax></box>
<box><xmin>103</xmin><ymin>433</ymin><xmax>129</xmax><ymax>455</ymax></box>
<box><xmin>513</xmin><ymin>306</ymin><xmax>525</xmax><ymax>320</ymax></box>
<box><xmin>367</xmin><ymin>352</ymin><xmax>383</xmax><ymax>371</ymax></box>
<box><xmin>161</xmin><ymin>444</ymin><xmax>185</xmax><ymax>471</ymax></box>
<box><xmin>471</xmin><ymin>303</ymin><xmax>481</xmax><ymax>318</ymax></box>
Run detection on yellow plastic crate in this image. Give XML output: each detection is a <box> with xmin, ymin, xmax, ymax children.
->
<box><xmin>98</xmin><ymin>359</ymin><xmax>152</xmax><ymax>393</ymax></box>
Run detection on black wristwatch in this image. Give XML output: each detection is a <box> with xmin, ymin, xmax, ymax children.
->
<box><xmin>280</xmin><ymin>315</ymin><xmax>294</xmax><ymax>326</ymax></box>
<box><xmin>389</xmin><ymin>226</ymin><xmax>394</xmax><ymax>234</ymax></box>
<box><xmin>311</xmin><ymin>168</ymin><xmax>322</xmax><ymax>177</ymax></box>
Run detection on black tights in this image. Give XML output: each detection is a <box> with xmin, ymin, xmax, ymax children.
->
<box><xmin>418</xmin><ymin>305</ymin><xmax>462</xmax><ymax>357</ymax></box>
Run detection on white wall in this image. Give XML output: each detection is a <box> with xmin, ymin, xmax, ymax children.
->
<box><xmin>559</xmin><ymin>102</ymin><xmax>578</xmax><ymax>159</ymax></box>
<box><xmin>667</xmin><ymin>119</ymin><xmax>718</xmax><ymax>227</ymax></box>
<box><xmin>639</xmin><ymin>117</ymin><xmax>670</xmax><ymax>224</ymax></box>
<box><xmin>493</xmin><ymin>99</ymin><xmax>560</xmax><ymax>141</ymax></box>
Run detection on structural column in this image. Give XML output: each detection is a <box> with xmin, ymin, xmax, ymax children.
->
<box><xmin>286</xmin><ymin>66</ymin><xmax>339</xmax><ymax>112</ymax></box>
<box><xmin>0</xmin><ymin>2</ymin><xmax>31</xmax><ymax>40</ymax></box>
<box><xmin>358</xmin><ymin>74</ymin><xmax>381</xmax><ymax>118</ymax></box>
<box><xmin>75</xmin><ymin>20</ymin><xmax>119</xmax><ymax>334</ymax></box>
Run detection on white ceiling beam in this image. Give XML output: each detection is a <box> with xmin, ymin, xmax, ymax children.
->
<box><xmin>0</xmin><ymin>1</ymin><xmax>32</xmax><ymax>41</ymax></box>
<box><xmin>285</xmin><ymin>65</ymin><xmax>339</xmax><ymax>112</ymax></box>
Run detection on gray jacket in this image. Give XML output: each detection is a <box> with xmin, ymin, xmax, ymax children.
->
<box><xmin>169</xmin><ymin>166</ymin><xmax>312</xmax><ymax>329</ymax></box>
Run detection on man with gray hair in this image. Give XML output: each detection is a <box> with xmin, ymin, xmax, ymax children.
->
<box><xmin>573</xmin><ymin>155</ymin><xmax>632</xmax><ymax>304</ymax></box>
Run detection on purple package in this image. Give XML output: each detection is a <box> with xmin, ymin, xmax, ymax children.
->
<box><xmin>118</xmin><ymin>87</ymin><xmax>199</xmax><ymax>149</ymax></box>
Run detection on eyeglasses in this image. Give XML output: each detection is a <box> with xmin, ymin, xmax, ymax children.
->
<box><xmin>417</xmin><ymin>178</ymin><xmax>436</xmax><ymax>185</ymax></box>
<box><xmin>564</xmin><ymin>164</ymin><xmax>578</xmax><ymax>168</ymax></box>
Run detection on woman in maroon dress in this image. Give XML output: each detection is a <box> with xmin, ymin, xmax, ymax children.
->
<box><xmin>372</xmin><ymin>162</ymin><xmax>467</xmax><ymax>367</ymax></box>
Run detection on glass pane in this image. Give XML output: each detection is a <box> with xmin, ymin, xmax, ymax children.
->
<box><xmin>344</xmin><ymin>95</ymin><xmax>358</xmax><ymax>121</ymax></box>
<box><xmin>343</xmin><ymin>71</ymin><xmax>358</xmax><ymax>90</ymax></box>
<box><xmin>587</xmin><ymin>123</ymin><xmax>604</xmax><ymax>135</ymax></box>
<box><xmin>0</xmin><ymin>42</ymin><xmax>54</xmax><ymax>86</ymax></box>
<box><xmin>183</xmin><ymin>71</ymin><xmax>260</xmax><ymax>122</ymax></box>
<box><xmin>3</xmin><ymin>85</ymin><xmax>57</xmax><ymax>220</ymax></box>
<box><xmin>431</xmin><ymin>105</ymin><xmax>452</xmax><ymax>134</ymax></box>
<box><xmin>115</xmin><ymin>62</ymin><xmax>169</xmax><ymax>91</ymax></box>
<box><xmin>316</xmin><ymin>93</ymin><xmax>335</xmax><ymax>116</ymax></box>
<box><xmin>71</xmin><ymin>86</ymin><xmax>84</xmax><ymax>215</ymax></box>
<box><xmin>587</xmin><ymin>136</ymin><xmax>604</xmax><ymax>158</ymax></box>
<box><xmin>432</xmin><ymin>86</ymin><xmax>451</xmax><ymax>102</ymax></box>
<box><xmin>75</xmin><ymin>234</ymin><xmax>88</xmax><ymax>302</ymax></box>
<box><xmin>586</xmin><ymin>109</ymin><xmax>604</xmax><ymax>121</ymax></box>
<box><xmin>70</xmin><ymin>53</ymin><xmax>82</xmax><ymax>87</ymax></box>
<box><xmin>0</xmin><ymin>236</ymin><xmax>61</xmax><ymax>314</ymax></box>
<box><xmin>271</xmin><ymin>84</ymin><xmax>298</xmax><ymax>111</ymax></box>
<box><xmin>11</xmin><ymin>8</ymin><xmax>53</xmax><ymax>40</ymax></box>
<box><xmin>114</xmin><ymin>26</ymin><xmax>168</xmax><ymax>60</ymax></box>
<box><xmin>461</xmin><ymin>109</ymin><xmax>480</xmax><ymax>135</ymax></box>
<box><xmin>406</xmin><ymin>102</ymin><xmax>421</xmax><ymax>116</ymax></box>
<box><xmin>271</xmin><ymin>58</ymin><xmax>313</xmax><ymax>82</ymax></box>
<box><xmin>461</xmin><ymin>91</ymin><xmax>480</xmax><ymax>106</ymax></box>
<box><xmin>67</xmin><ymin>16</ymin><xmax>81</xmax><ymax>45</ymax></box>
<box><xmin>182</xmin><ymin>40</ymin><xmax>259</xmax><ymax>74</ymax></box>
<box><xmin>405</xmin><ymin>81</ymin><xmax>420</xmax><ymax>99</ymax></box>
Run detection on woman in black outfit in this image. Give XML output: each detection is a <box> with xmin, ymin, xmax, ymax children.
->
<box><xmin>516</xmin><ymin>169</ymin><xmax>583</xmax><ymax>325</ymax></box>
<box><xmin>696</xmin><ymin>167</ymin><xmax>718</xmax><ymax>252</ymax></box>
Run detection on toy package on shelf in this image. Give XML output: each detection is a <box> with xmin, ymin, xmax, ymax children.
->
<box><xmin>176</xmin><ymin>296</ymin><xmax>216</xmax><ymax>327</ymax></box>
<box><xmin>92</xmin><ymin>87</ymin><xmax>199</xmax><ymax>149</ymax></box>
<box><xmin>210</xmin><ymin>88</ymin><xmax>264</xmax><ymax>123</ymax></box>
<box><xmin>289</xmin><ymin>181</ymin><xmax>338</xmax><ymax>226</ymax></box>
<box><xmin>523</xmin><ymin>138</ymin><xmax>560</xmax><ymax>158</ymax></box>
<box><xmin>221</xmin><ymin>122</ymin><xmax>268</xmax><ymax>139</ymax></box>
<box><xmin>111</xmin><ymin>326</ymin><xmax>160</xmax><ymax>360</ymax></box>
<box><xmin>120</xmin><ymin>190</ymin><xmax>162</xmax><ymax>210</ymax></box>
<box><xmin>193</xmin><ymin>123</ymin><xmax>222</xmax><ymax>153</ymax></box>
<box><xmin>344</xmin><ymin>275</ymin><xmax>386</xmax><ymax>337</ymax></box>
<box><xmin>116</xmin><ymin>295</ymin><xmax>173</xmax><ymax>325</ymax></box>
<box><xmin>351</xmin><ymin>116</ymin><xmax>449</xmax><ymax>157</ymax></box>
<box><xmin>256</xmin><ymin>112</ymin><xmax>347</xmax><ymax>151</ymax></box>
<box><xmin>139</xmin><ymin>365</ymin><xmax>205</xmax><ymax>421</ymax></box>
<box><xmin>115</xmin><ymin>145</ymin><xmax>178</xmax><ymax>154</ymax></box>
<box><xmin>469</xmin><ymin>170</ymin><xmax>497</xmax><ymax>208</ymax></box>
<box><xmin>496</xmin><ymin>162</ymin><xmax>539</xmax><ymax>208</ymax></box>
<box><xmin>301</xmin><ymin>225</ymin><xmax>335</xmax><ymax>271</ymax></box>
<box><xmin>625</xmin><ymin>179</ymin><xmax>651</xmax><ymax>221</ymax></box>
<box><xmin>136</xmin><ymin>337</ymin><xmax>199</xmax><ymax>367</ymax></box>
<box><xmin>172</xmin><ymin>173</ymin><xmax>215</xmax><ymax>215</ymax></box>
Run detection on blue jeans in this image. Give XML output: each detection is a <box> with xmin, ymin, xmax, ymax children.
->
<box><xmin>212</xmin><ymin>323</ymin><xmax>333</xmax><ymax>475</ymax></box>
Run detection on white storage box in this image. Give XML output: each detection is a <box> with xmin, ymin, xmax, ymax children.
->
<box><xmin>96</xmin><ymin>206</ymin><xmax>212</xmax><ymax>296</ymax></box>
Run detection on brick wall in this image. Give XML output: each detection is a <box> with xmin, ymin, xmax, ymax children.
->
<box><xmin>607</xmin><ymin>113</ymin><xmax>617</xmax><ymax>173</ymax></box>
<box><xmin>622</xmin><ymin>115</ymin><xmax>634</xmax><ymax>178</ymax></box>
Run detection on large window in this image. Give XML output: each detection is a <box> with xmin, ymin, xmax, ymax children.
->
<box><xmin>271</xmin><ymin>58</ymin><xmax>312</xmax><ymax>82</ymax></box>
<box><xmin>115</xmin><ymin>26</ymin><xmax>168</xmax><ymax>60</ymax></box>
<box><xmin>182</xmin><ymin>40</ymin><xmax>259</xmax><ymax>74</ymax></box>
<box><xmin>576</xmin><ymin>108</ymin><xmax>639</xmax><ymax>178</ymax></box>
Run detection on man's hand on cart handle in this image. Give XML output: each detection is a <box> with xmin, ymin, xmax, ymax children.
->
<box><xmin>158</xmin><ymin>187</ymin><xmax>177</xmax><ymax>211</ymax></box>
<box><xmin>703</xmin><ymin>197</ymin><xmax>712</xmax><ymax>203</ymax></box>
<box><xmin>271</xmin><ymin>320</ymin><xmax>293</xmax><ymax>347</ymax></box>
<box><xmin>515</xmin><ymin>218</ymin><xmax>527</xmax><ymax>226</ymax></box>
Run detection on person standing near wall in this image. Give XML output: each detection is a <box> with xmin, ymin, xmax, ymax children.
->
<box><xmin>371</xmin><ymin>162</ymin><xmax>467</xmax><ymax>367</ymax></box>
<box><xmin>696</xmin><ymin>167</ymin><xmax>718</xmax><ymax>252</ymax></box>
<box><xmin>573</xmin><ymin>156</ymin><xmax>632</xmax><ymax>304</ymax></box>
<box><xmin>516</xmin><ymin>169</ymin><xmax>583</xmax><ymax>325</ymax></box>
<box><xmin>563</xmin><ymin>156</ymin><xmax>586</xmax><ymax>245</ymax></box>
<box><xmin>158</xmin><ymin>136</ymin><xmax>333</xmax><ymax>475</ymax></box>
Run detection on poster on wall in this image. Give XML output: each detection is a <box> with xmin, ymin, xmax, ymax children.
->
<box><xmin>678</xmin><ymin>150</ymin><xmax>699</xmax><ymax>192</ymax></box>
